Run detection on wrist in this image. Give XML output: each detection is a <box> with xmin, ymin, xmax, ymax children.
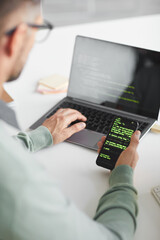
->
<box><xmin>109</xmin><ymin>165</ymin><xmax>134</xmax><ymax>188</ymax></box>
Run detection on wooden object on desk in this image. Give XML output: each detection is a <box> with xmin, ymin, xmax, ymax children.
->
<box><xmin>37</xmin><ymin>74</ymin><xmax>68</xmax><ymax>94</ymax></box>
<box><xmin>151</xmin><ymin>124</ymin><xmax>160</xmax><ymax>133</ymax></box>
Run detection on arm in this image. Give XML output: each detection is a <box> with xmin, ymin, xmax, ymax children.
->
<box><xmin>16</xmin><ymin>125</ymin><xmax>53</xmax><ymax>152</ymax></box>
<box><xmin>95</xmin><ymin>131</ymin><xmax>140</xmax><ymax>240</ymax></box>
<box><xmin>15</xmin><ymin>108</ymin><xmax>87</xmax><ymax>152</ymax></box>
<box><xmin>94</xmin><ymin>165</ymin><xmax>138</xmax><ymax>240</ymax></box>
<box><xmin>0</xmin><ymin>126</ymin><xmax>140</xmax><ymax>240</ymax></box>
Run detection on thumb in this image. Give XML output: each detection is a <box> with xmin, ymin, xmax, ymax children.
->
<box><xmin>129</xmin><ymin>130</ymin><xmax>141</xmax><ymax>149</ymax></box>
<box><xmin>65</xmin><ymin>122</ymin><xmax>86</xmax><ymax>139</ymax></box>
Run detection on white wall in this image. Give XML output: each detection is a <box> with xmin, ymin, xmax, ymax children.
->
<box><xmin>43</xmin><ymin>0</ymin><xmax>160</xmax><ymax>26</ymax></box>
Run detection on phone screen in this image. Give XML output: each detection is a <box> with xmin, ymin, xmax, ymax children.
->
<box><xmin>96</xmin><ymin>117</ymin><xmax>138</xmax><ymax>170</ymax></box>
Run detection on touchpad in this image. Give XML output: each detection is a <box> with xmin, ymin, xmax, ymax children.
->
<box><xmin>67</xmin><ymin>129</ymin><xmax>104</xmax><ymax>150</ymax></box>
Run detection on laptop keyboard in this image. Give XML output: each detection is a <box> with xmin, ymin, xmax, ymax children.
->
<box><xmin>46</xmin><ymin>101</ymin><xmax>149</xmax><ymax>134</ymax></box>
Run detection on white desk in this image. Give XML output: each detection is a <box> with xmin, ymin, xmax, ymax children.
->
<box><xmin>5</xmin><ymin>14</ymin><xmax>160</xmax><ymax>240</ymax></box>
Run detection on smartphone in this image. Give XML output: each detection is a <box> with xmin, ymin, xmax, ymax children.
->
<box><xmin>96</xmin><ymin>117</ymin><xmax>139</xmax><ymax>170</ymax></box>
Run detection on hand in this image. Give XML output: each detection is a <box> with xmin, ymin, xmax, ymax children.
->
<box><xmin>115</xmin><ymin>131</ymin><xmax>140</xmax><ymax>169</ymax></box>
<box><xmin>97</xmin><ymin>131</ymin><xmax>141</xmax><ymax>169</ymax></box>
<box><xmin>42</xmin><ymin>108</ymin><xmax>87</xmax><ymax>145</ymax></box>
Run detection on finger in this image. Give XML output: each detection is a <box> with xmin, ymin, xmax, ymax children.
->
<box><xmin>54</xmin><ymin>108</ymin><xmax>76</xmax><ymax>117</ymax></box>
<box><xmin>50</xmin><ymin>109</ymin><xmax>86</xmax><ymax>124</ymax></box>
<box><xmin>58</xmin><ymin>108</ymin><xmax>86</xmax><ymax>119</ymax></box>
<box><xmin>101</xmin><ymin>136</ymin><xmax>106</xmax><ymax>143</ymax></box>
<box><xmin>97</xmin><ymin>141</ymin><xmax>103</xmax><ymax>149</ymax></box>
<box><xmin>63</xmin><ymin>122</ymin><xmax>86</xmax><ymax>139</ymax></box>
<box><xmin>56</xmin><ymin>108</ymin><xmax>64</xmax><ymax>114</ymax></box>
<box><xmin>64</xmin><ymin>112</ymin><xmax>87</xmax><ymax>126</ymax></box>
<box><xmin>97</xmin><ymin>142</ymin><xmax>103</xmax><ymax>153</ymax></box>
<box><xmin>97</xmin><ymin>137</ymin><xmax>106</xmax><ymax>148</ymax></box>
<box><xmin>48</xmin><ymin>108</ymin><xmax>87</xmax><ymax>123</ymax></box>
<box><xmin>49</xmin><ymin>108</ymin><xmax>64</xmax><ymax>118</ymax></box>
<box><xmin>97</xmin><ymin>136</ymin><xmax>106</xmax><ymax>152</ymax></box>
<box><xmin>97</xmin><ymin>137</ymin><xmax>105</xmax><ymax>149</ymax></box>
<box><xmin>129</xmin><ymin>130</ymin><xmax>141</xmax><ymax>149</ymax></box>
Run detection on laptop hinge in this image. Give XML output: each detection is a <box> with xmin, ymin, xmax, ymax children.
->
<box><xmin>71</xmin><ymin>97</ymin><xmax>156</xmax><ymax>122</ymax></box>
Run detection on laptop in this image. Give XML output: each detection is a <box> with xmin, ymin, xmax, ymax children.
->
<box><xmin>30</xmin><ymin>36</ymin><xmax>160</xmax><ymax>150</ymax></box>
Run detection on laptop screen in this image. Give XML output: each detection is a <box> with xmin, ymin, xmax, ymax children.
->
<box><xmin>68</xmin><ymin>36</ymin><xmax>160</xmax><ymax>119</ymax></box>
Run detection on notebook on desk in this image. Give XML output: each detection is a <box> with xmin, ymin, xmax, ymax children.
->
<box><xmin>30</xmin><ymin>36</ymin><xmax>160</xmax><ymax>150</ymax></box>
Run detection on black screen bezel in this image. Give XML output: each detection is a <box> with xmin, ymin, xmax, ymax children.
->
<box><xmin>68</xmin><ymin>35</ymin><xmax>160</xmax><ymax>120</ymax></box>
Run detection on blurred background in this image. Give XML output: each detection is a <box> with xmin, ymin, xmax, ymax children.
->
<box><xmin>43</xmin><ymin>0</ymin><xmax>160</xmax><ymax>27</ymax></box>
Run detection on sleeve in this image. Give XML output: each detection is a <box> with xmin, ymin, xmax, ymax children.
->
<box><xmin>0</xmin><ymin>127</ymin><xmax>138</xmax><ymax>240</ymax></box>
<box><xmin>15</xmin><ymin>126</ymin><xmax>53</xmax><ymax>152</ymax></box>
<box><xmin>94</xmin><ymin>165</ymin><xmax>138</xmax><ymax>240</ymax></box>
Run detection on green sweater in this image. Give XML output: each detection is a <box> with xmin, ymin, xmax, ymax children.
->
<box><xmin>0</xmin><ymin>122</ymin><xmax>138</xmax><ymax>240</ymax></box>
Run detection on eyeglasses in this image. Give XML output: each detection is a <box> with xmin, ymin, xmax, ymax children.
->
<box><xmin>5</xmin><ymin>20</ymin><xmax>54</xmax><ymax>43</ymax></box>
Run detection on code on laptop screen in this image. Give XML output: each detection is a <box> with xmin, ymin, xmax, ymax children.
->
<box><xmin>68</xmin><ymin>36</ymin><xmax>160</xmax><ymax>119</ymax></box>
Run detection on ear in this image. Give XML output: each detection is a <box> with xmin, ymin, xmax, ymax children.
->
<box><xmin>5</xmin><ymin>23</ymin><xmax>28</xmax><ymax>57</ymax></box>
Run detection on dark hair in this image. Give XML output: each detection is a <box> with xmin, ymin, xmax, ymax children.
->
<box><xmin>0</xmin><ymin>0</ymin><xmax>41</xmax><ymax>35</ymax></box>
<box><xmin>0</xmin><ymin>0</ymin><xmax>41</xmax><ymax>18</ymax></box>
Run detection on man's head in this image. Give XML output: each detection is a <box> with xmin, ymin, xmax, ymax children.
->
<box><xmin>0</xmin><ymin>0</ymin><xmax>42</xmax><ymax>84</ymax></box>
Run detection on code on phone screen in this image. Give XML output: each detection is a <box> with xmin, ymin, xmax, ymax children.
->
<box><xmin>97</xmin><ymin>117</ymin><xmax>137</xmax><ymax>169</ymax></box>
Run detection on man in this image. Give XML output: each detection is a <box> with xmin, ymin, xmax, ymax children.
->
<box><xmin>0</xmin><ymin>1</ymin><xmax>140</xmax><ymax>239</ymax></box>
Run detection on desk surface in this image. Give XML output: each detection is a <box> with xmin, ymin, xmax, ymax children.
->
<box><xmin>5</xmin><ymin>14</ymin><xmax>160</xmax><ymax>240</ymax></box>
